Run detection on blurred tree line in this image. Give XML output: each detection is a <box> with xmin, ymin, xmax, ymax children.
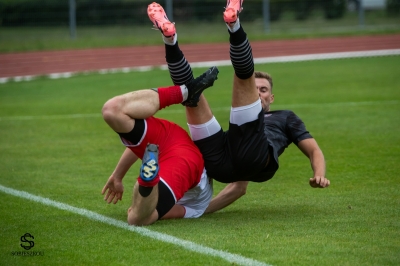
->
<box><xmin>0</xmin><ymin>0</ymin><xmax>398</xmax><ymax>26</ymax></box>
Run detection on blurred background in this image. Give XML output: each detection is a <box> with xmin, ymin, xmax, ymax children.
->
<box><xmin>0</xmin><ymin>0</ymin><xmax>399</xmax><ymax>52</ymax></box>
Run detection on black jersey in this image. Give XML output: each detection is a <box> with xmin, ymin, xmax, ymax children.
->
<box><xmin>264</xmin><ymin>110</ymin><xmax>313</xmax><ymax>166</ymax></box>
<box><xmin>194</xmin><ymin>110</ymin><xmax>313</xmax><ymax>183</ymax></box>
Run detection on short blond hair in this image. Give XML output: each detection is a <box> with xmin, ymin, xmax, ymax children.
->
<box><xmin>254</xmin><ymin>71</ymin><xmax>273</xmax><ymax>91</ymax></box>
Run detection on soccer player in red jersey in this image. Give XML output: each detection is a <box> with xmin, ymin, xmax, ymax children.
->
<box><xmin>101</xmin><ymin>64</ymin><xmax>218</xmax><ymax>225</ymax></box>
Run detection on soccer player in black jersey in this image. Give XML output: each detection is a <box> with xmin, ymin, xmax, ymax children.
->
<box><xmin>150</xmin><ymin>0</ymin><xmax>331</xmax><ymax>214</ymax></box>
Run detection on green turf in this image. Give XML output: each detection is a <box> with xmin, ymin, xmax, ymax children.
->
<box><xmin>0</xmin><ymin>56</ymin><xmax>399</xmax><ymax>265</ymax></box>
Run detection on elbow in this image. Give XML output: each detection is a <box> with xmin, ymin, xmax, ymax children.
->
<box><xmin>233</xmin><ymin>182</ymin><xmax>248</xmax><ymax>197</ymax></box>
<box><xmin>238</xmin><ymin>187</ymin><xmax>247</xmax><ymax>197</ymax></box>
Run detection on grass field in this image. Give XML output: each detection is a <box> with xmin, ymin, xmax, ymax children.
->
<box><xmin>0</xmin><ymin>56</ymin><xmax>400</xmax><ymax>265</ymax></box>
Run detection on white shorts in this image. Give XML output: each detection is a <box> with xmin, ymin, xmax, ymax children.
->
<box><xmin>177</xmin><ymin>169</ymin><xmax>213</xmax><ymax>218</ymax></box>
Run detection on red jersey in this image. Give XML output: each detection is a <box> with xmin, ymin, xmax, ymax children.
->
<box><xmin>121</xmin><ymin>116</ymin><xmax>204</xmax><ymax>201</ymax></box>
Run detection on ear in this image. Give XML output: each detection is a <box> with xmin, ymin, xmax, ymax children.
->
<box><xmin>270</xmin><ymin>94</ymin><xmax>275</xmax><ymax>103</ymax></box>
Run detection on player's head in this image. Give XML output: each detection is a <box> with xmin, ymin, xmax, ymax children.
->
<box><xmin>255</xmin><ymin>71</ymin><xmax>274</xmax><ymax>112</ymax></box>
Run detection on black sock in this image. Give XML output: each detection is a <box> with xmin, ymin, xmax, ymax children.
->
<box><xmin>165</xmin><ymin>42</ymin><xmax>194</xmax><ymax>85</ymax></box>
<box><xmin>229</xmin><ymin>26</ymin><xmax>254</xmax><ymax>80</ymax></box>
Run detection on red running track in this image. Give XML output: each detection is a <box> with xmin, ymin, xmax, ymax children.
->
<box><xmin>0</xmin><ymin>34</ymin><xmax>399</xmax><ymax>78</ymax></box>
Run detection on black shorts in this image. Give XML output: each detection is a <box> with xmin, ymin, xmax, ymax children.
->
<box><xmin>156</xmin><ymin>180</ymin><xmax>175</xmax><ymax>219</ymax></box>
<box><xmin>194</xmin><ymin>110</ymin><xmax>277</xmax><ymax>183</ymax></box>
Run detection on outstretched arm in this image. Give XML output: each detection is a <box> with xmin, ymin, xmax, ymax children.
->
<box><xmin>297</xmin><ymin>138</ymin><xmax>330</xmax><ymax>188</ymax></box>
<box><xmin>102</xmin><ymin>148</ymin><xmax>139</xmax><ymax>204</ymax></box>
<box><xmin>205</xmin><ymin>181</ymin><xmax>249</xmax><ymax>214</ymax></box>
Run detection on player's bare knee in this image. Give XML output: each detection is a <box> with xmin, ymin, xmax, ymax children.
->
<box><xmin>102</xmin><ymin>97</ymin><xmax>120</xmax><ymax>123</ymax></box>
<box><xmin>127</xmin><ymin>217</ymin><xmax>142</xmax><ymax>226</ymax></box>
<box><xmin>127</xmin><ymin>211</ymin><xmax>144</xmax><ymax>226</ymax></box>
<box><xmin>127</xmin><ymin>213</ymin><xmax>154</xmax><ymax>226</ymax></box>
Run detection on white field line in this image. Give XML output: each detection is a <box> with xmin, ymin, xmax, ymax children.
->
<box><xmin>0</xmin><ymin>184</ymin><xmax>270</xmax><ymax>266</ymax></box>
<box><xmin>0</xmin><ymin>100</ymin><xmax>398</xmax><ymax>122</ymax></box>
<box><xmin>0</xmin><ymin>49</ymin><xmax>399</xmax><ymax>84</ymax></box>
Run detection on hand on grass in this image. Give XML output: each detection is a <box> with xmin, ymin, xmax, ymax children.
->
<box><xmin>309</xmin><ymin>176</ymin><xmax>330</xmax><ymax>188</ymax></box>
<box><xmin>102</xmin><ymin>176</ymin><xmax>124</xmax><ymax>204</ymax></box>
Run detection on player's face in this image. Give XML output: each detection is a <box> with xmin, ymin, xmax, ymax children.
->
<box><xmin>256</xmin><ymin>78</ymin><xmax>274</xmax><ymax>112</ymax></box>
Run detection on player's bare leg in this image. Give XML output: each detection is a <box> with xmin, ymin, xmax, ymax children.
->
<box><xmin>127</xmin><ymin>144</ymin><xmax>160</xmax><ymax>226</ymax></box>
<box><xmin>223</xmin><ymin>1</ymin><xmax>263</xmax><ymax>129</ymax></box>
<box><xmin>146</xmin><ymin>2</ymin><xmax>221</xmax><ymax>136</ymax></box>
<box><xmin>102</xmin><ymin>90</ymin><xmax>160</xmax><ymax>133</ymax></box>
<box><xmin>231</xmin><ymin>73</ymin><xmax>258</xmax><ymax>108</ymax></box>
<box><xmin>102</xmin><ymin>66</ymin><xmax>217</xmax><ymax>134</ymax></box>
<box><xmin>185</xmin><ymin>94</ymin><xmax>213</xmax><ymax>125</ymax></box>
<box><xmin>224</xmin><ymin>0</ymin><xmax>259</xmax><ymax>108</ymax></box>
<box><xmin>127</xmin><ymin>182</ymin><xmax>159</xmax><ymax>225</ymax></box>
